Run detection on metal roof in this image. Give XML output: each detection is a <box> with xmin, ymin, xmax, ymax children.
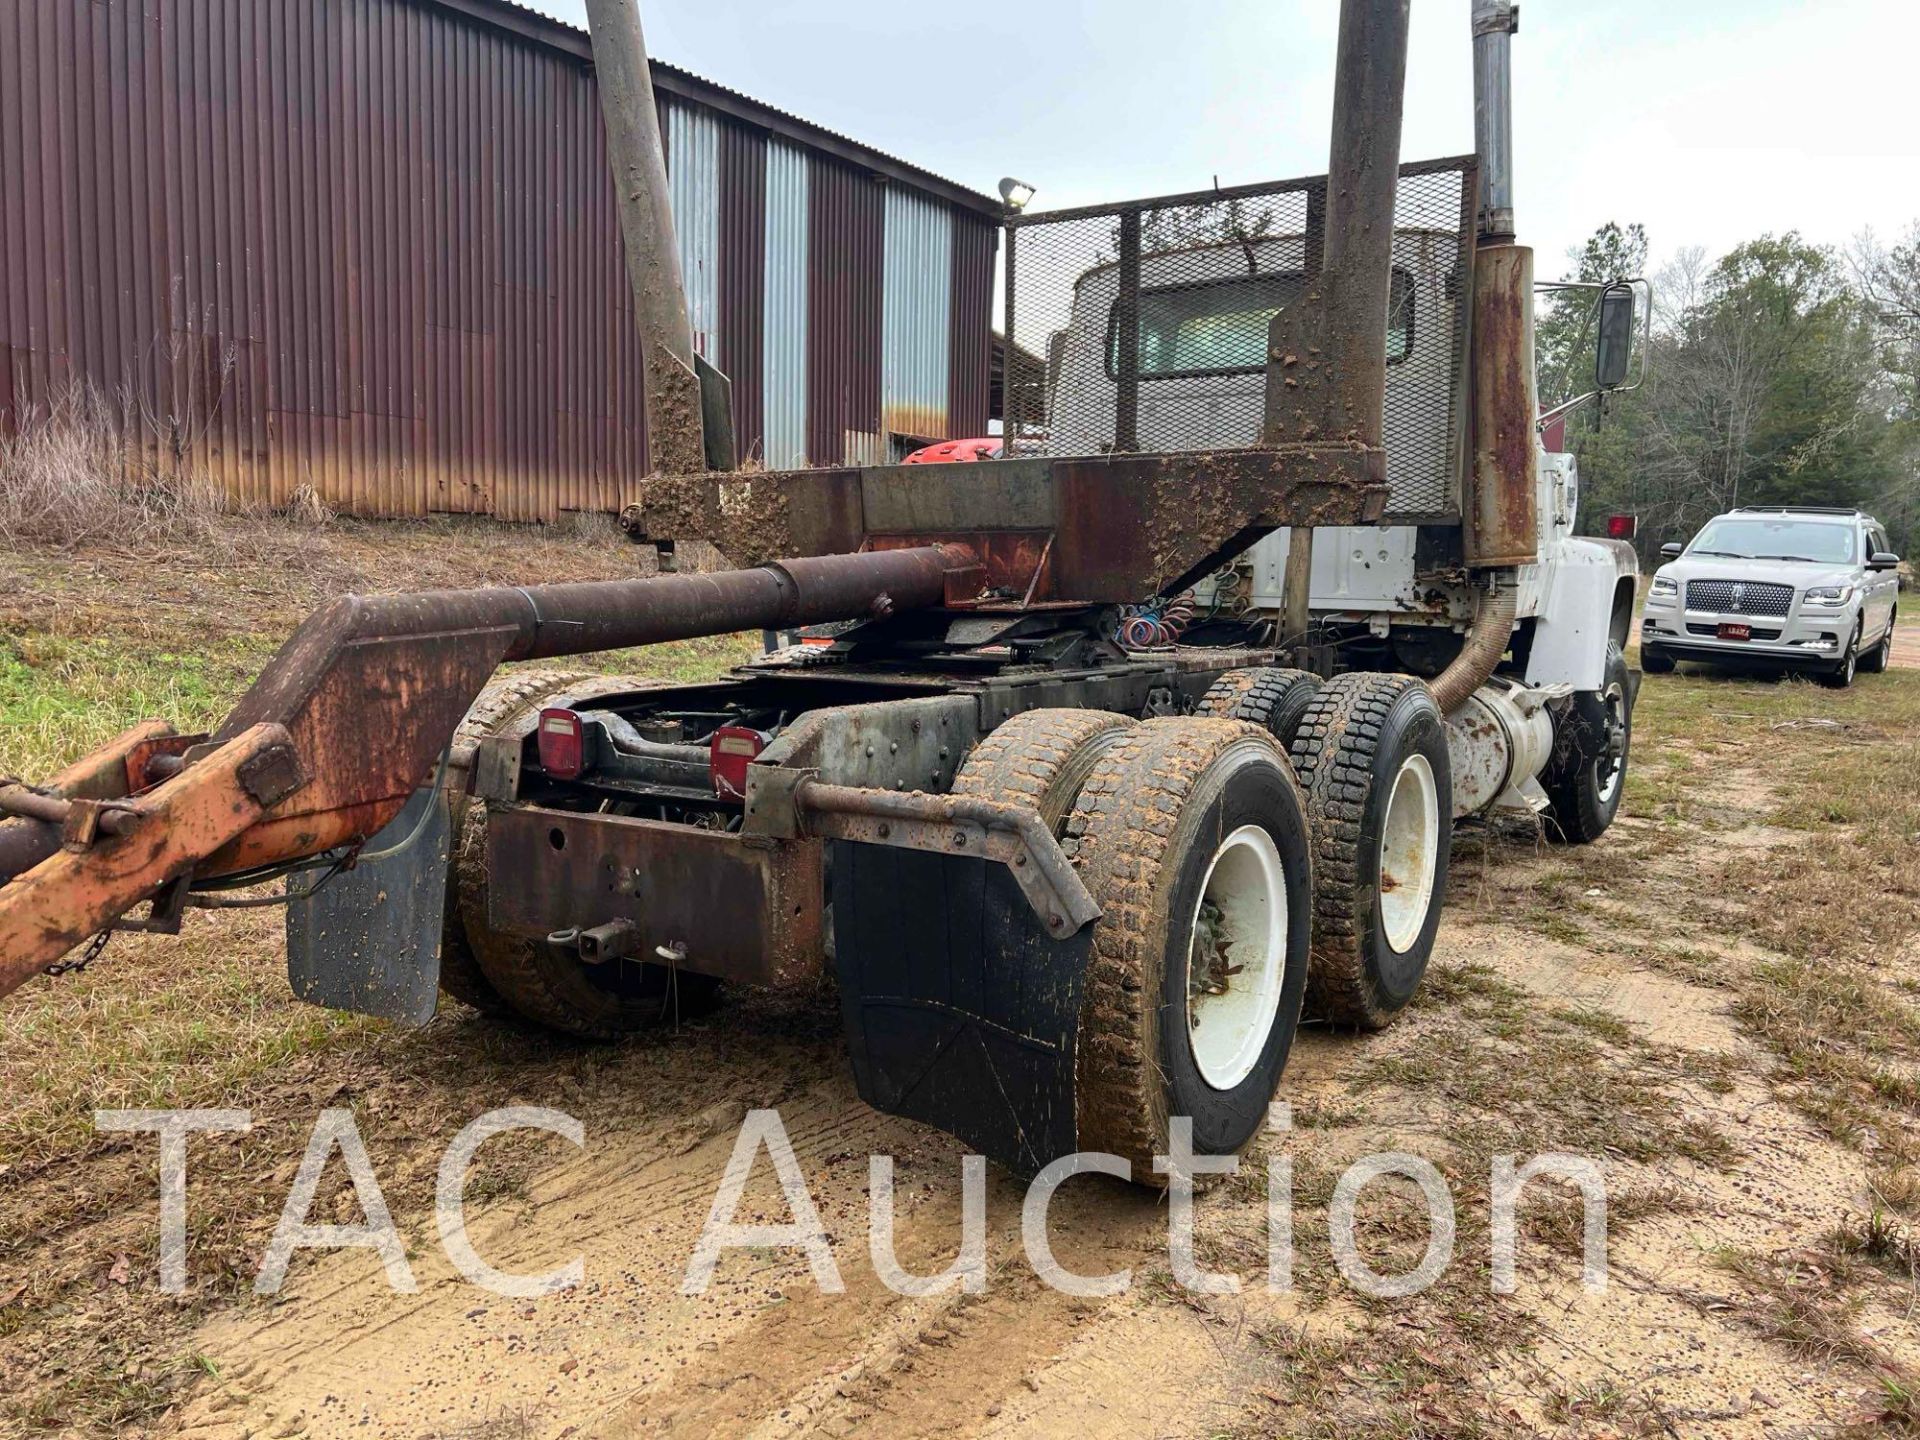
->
<box><xmin>427</xmin><ymin>0</ymin><xmax>1002</xmax><ymax>218</ymax></box>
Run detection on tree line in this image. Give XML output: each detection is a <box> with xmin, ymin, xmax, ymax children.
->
<box><xmin>1540</xmin><ymin>220</ymin><xmax>1920</xmax><ymax>563</ymax></box>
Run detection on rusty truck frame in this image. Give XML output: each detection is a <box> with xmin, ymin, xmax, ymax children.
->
<box><xmin>0</xmin><ymin>0</ymin><xmax>1641</xmax><ymax>1176</ymax></box>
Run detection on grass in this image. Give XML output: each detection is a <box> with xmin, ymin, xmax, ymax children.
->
<box><xmin>1213</xmin><ymin>644</ymin><xmax>1920</xmax><ymax>1437</ymax></box>
<box><xmin>0</xmin><ymin>511</ymin><xmax>761</xmax><ymax>1434</ymax></box>
<box><xmin>4</xmin><ymin>514</ymin><xmax>1917</xmax><ymax>1432</ymax></box>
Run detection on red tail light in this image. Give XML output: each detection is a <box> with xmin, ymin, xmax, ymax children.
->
<box><xmin>1606</xmin><ymin>513</ymin><xmax>1637</xmax><ymax>540</ymax></box>
<box><xmin>709</xmin><ymin>725</ymin><xmax>768</xmax><ymax>800</ymax></box>
<box><xmin>536</xmin><ymin>708</ymin><xmax>586</xmax><ymax>780</ymax></box>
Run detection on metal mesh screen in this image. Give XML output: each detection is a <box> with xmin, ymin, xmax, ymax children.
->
<box><xmin>1004</xmin><ymin>158</ymin><xmax>1476</xmax><ymax>516</ymax></box>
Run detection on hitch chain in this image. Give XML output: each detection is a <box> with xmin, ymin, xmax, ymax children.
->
<box><xmin>45</xmin><ymin>930</ymin><xmax>111</xmax><ymax>978</ymax></box>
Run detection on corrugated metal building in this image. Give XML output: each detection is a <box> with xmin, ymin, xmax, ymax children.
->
<box><xmin>0</xmin><ymin>0</ymin><xmax>999</xmax><ymax>520</ymax></box>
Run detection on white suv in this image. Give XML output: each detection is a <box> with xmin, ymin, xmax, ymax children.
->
<box><xmin>1639</xmin><ymin>507</ymin><xmax>1902</xmax><ymax>687</ymax></box>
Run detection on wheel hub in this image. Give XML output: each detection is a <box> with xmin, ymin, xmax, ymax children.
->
<box><xmin>1595</xmin><ymin>682</ymin><xmax>1627</xmax><ymax>805</ymax></box>
<box><xmin>1186</xmin><ymin>824</ymin><xmax>1288</xmax><ymax>1091</ymax></box>
<box><xmin>1378</xmin><ymin>753</ymin><xmax>1440</xmax><ymax>955</ymax></box>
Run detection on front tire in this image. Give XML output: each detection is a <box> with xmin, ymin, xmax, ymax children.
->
<box><xmin>1639</xmin><ymin>644</ymin><xmax>1675</xmax><ymax>675</ymax></box>
<box><xmin>1287</xmin><ymin>674</ymin><xmax>1452</xmax><ymax>1030</ymax></box>
<box><xmin>1065</xmin><ymin>719</ymin><xmax>1313</xmax><ymax>1173</ymax></box>
<box><xmin>1544</xmin><ymin>643</ymin><xmax>1632</xmax><ymax>845</ymax></box>
<box><xmin>1859</xmin><ymin>613</ymin><xmax>1895</xmax><ymax>674</ymax></box>
<box><xmin>1819</xmin><ymin>622</ymin><xmax>1862</xmax><ymax>689</ymax></box>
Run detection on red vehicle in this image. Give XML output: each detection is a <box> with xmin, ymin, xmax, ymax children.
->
<box><xmin>903</xmin><ymin>438</ymin><xmax>1003</xmax><ymax>464</ymax></box>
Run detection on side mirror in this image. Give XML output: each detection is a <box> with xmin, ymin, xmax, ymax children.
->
<box><xmin>1660</xmin><ymin>542</ymin><xmax>1684</xmax><ymax>560</ymax></box>
<box><xmin>1596</xmin><ymin>284</ymin><xmax>1636</xmax><ymax>391</ymax></box>
<box><xmin>1869</xmin><ymin>552</ymin><xmax>1901</xmax><ymax>571</ymax></box>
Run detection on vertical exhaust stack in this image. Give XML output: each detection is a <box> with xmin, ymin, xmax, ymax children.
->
<box><xmin>583</xmin><ymin>0</ymin><xmax>708</xmax><ymax>475</ymax></box>
<box><xmin>1431</xmin><ymin>0</ymin><xmax>1535</xmax><ymax>713</ymax></box>
<box><xmin>1463</xmin><ymin>0</ymin><xmax>1539</xmax><ymax>569</ymax></box>
<box><xmin>1264</xmin><ymin>0</ymin><xmax>1412</xmax><ymax>655</ymax></box>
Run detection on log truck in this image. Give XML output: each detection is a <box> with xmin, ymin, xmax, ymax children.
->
<box><xmin>0</xmin><ymin>0</ymin><xmax>1639</xmax><ymax>1176</ymax></box>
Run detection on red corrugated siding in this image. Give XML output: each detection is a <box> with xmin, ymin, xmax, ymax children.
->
<box><xmin>0</xmin><ymin>0</ymin><xmax>662</xmax><ymax>520</ymax></box>
<box><xmin>719</xmin><ymin>124</ymin><xmax>767</xmax><ymax>462</ymax></box>
<box><xmin>948</xmin><ymin>213</ymin><xmax>996</xmax><ymax>438</ymax></box>
<box><xmin>806</xmin><ymin>157</ymin><xmax>884</xmax><ymax>465</ymax></box>
<box><xmin>0</xmin><ymin>0</ymin><xmax>994</xmax><ymax>515</ymax></box>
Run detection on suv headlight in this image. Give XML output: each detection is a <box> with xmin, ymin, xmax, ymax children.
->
<box><xmin>1649</xmin><ymin>576</ymin><xmax>1678</xmax><ymax>599</ymax></box>
<box><xmin>1804</xmin><ymin>585</ymin><xmax>1854</xmax><ymax>606</ymax></box>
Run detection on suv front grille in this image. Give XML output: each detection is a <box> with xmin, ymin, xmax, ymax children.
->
<box><xmin>1686</xmin><ymin>580</ymin><xmax>1794</xmax><ymax>617</ymax></box>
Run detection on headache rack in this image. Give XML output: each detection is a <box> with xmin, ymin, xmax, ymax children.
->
<box><xmin>635</xmin><ymin>161</ymin><xmax>1481</xmax><ymax>599</ymax></box>
<box><xmin>1002</xmin><ymin>158</ymin><xmax>1478</xmax><ymax>523</ymax></box>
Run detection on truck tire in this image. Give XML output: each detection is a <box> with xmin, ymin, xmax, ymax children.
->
<box><xmin>439</xmin><ymin>668</ymin><xmax>604</xmax><ymax>1015</ymax></box>
<box><xmin>1194</xmin><ymin>668</ymin><xmax>1323</xmax><ymax>747</ymax></box>
<box><xmin>455</xmin><ymin>804</ymin><xmax>722</xmax><ymax>1039</ymax></box>
<box><xmin>1638</xmin><ymin>645</ymin><xmax>1675</xmax><ymax>675</ymax></box>
<box><xmin>1543</xmin><ymin>643</ymin><xmax>1631</xmax><ymax>845</ymax></box>
<box><xmin>1064</xmin><ymin>719</ymin><xmax>1312</xmax><ymax>1173</ymax></box>
<box><xmin>1820</xmin><ymin>620</ymin><xmax>1863</xmax><ymax>687</ymax></box>
<box><xmin>1287</xmin><ymin>674</ymin><xmax>1450</xmax><ymax>1030</ymax></box>
<box><xmin>952</xmin><ymin>708</ymin><xmax>1135</xmax><ymax>834</ymax></box>
<box><xmin>444</xmin><ymin>668</ymin><xmax>722</xmax><ymax>1038</ymax></box>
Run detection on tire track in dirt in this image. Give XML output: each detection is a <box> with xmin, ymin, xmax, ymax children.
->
<box><xmin>167</xmin><ymin>747</ymin><xmax>1918</xmax><ymax>1438</ymax></box>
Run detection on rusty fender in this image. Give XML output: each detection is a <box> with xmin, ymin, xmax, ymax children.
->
<box><xmin>793</xmin><ymin>782</ymin><xmax>1101</xmax><ymax>938</ymax></box>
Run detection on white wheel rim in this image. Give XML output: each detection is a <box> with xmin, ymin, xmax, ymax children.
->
<box><xmin>1186</xmin><ymin>824</ymin><xmax>1288</xmax><ymax>1091</ymax></box>
<box><xmin>1379</xmin><ymin>753</ymin><xmax>1440</xmax><ymax>955</ymax></box>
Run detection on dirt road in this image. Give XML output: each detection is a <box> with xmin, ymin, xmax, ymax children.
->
<box><xmin>5</xmin><ymin>531</ymin><xmax>1918</xmax><ymax>1437</ymax></box>
<box><xmin>158</xmin><ymin>737</ymin><xmax>1916</xmax><ymax>1439</ymax></box>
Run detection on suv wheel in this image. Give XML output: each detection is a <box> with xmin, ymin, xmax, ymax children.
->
<box><xmin>1859</xmin><ymin>613</ymin><xmax>1895</xmax><ymax>675</ymax></box>
<box><xmin>1639</xmin><ymin>644</ymin><xmax>1675</xmax><ymax>675</ymax></box>
<box><xmin>1819</xmin><ymin>622</ymin><xmax>1862</xmax><ymax>689</ymax></box>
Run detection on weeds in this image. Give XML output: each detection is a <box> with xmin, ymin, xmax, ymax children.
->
<box><xmin>0</xmin><ymin>382</ymin><xmax>233</xmax><ymax>550</ymax></box>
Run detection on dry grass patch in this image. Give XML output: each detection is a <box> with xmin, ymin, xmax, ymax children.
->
<box><xmin>0</xmin><ymin>508</ymin><xmax>764</xmax><ymax>1434</ymax></box>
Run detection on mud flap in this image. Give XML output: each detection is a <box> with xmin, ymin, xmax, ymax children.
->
<box><xmin>286</xmin><ymin>786</ymin><xmax>450</xmax><ymax>1024</ymax></box>
<box><xmin>830</xmin><ymin>841</ymin><xmax>1091</xmax><ymax>1175</ymax></box>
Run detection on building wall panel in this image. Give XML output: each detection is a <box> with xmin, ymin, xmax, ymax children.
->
<box><xmin>663</xmin><ymin>95</ymin><xmax>720</xmax><ymax>367</ymax></box>
<box><xmin>0</xmin><ymin>0</ymin><xmax>995</xmax><ymax>518</ymax></box>
<box><xmin>718</xmin><ymin>122</ymin><xmax>767</xmax><ymax>462</ymax></box>
<box><xmin>762</xmin><ymin>139</ymin><xmax>810</xmax><ymax>469</ymax></box>
<box><xmin>949</xmin><ymin>214</ymin><xmax>996</xmax><ymax>438</ymax></box>
<box><xmin>806</xmin><ymin>157</ymin><xmax>884</xmax><ymax>467</ymax></box>
<box><xmin>880</xmin><ymin>187</ymin><xmax>953</xmax><ymax>447</ymax></box>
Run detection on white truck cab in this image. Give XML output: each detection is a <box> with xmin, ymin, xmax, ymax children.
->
<box><xmin>1032</xmin><ymin>222</ymin><xmax>1641</xmax><ymax>834</ymax></box>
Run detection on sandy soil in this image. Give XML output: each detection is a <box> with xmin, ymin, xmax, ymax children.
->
<box><xmin>151</xmin><ymin>752</ymin><xmax>1911</xmax><ymax>1440</ymax></box>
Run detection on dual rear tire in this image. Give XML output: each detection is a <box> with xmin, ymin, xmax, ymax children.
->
<box><xmin>445</xmin><ymin>666</ymin><xmax>1453</xmax><ymax>1168</ymax></box>
<box><xmin>956</xmin><ymin>676</ymin><xmax>1451</xmax><ymax>1170</ymax></box>
<box><xmin>1286</xmin><ymin>675</ymin><xmax>1452</xmax><ymax>1030</ymax></box>
<box><xmin>440</xmin><ymin>669</ymin><xmax>721</xmax><ymax>1039</ymax></box>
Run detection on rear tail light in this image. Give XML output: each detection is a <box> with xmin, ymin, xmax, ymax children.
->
<box><xmin>1605</xmin><ymin>513</ymin><xmax>1637</xmax><ymax>540</ymax></box>
<box><xmin>709</xmin><ymin>725</ymin><xmax>768</xmax><ymax>800</ymax></box>
<box><xmin>536</xmin><ymin>708</ymin><xmax>586</xmax><ymax>780</ymax></box>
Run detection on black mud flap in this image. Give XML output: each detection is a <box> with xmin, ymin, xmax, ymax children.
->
<box><xmin>831</xmin><ymin>841</ymin><xmax>1091</xmax><ymax>1175</ymax></box>
<box><xmin>286</xmin><ymin>786</ymin><xmax>451</xmax><ymax>1025</ymax></box>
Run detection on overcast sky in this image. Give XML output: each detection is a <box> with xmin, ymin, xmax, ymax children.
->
<box><xmin>526</xmin><ymin>0</ymin><xmax>1919</xmax><ymax>279</ymax></box>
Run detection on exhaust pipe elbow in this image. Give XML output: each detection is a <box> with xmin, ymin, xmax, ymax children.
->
<box><xmin>1430</xmin><ymin>573</ymin><xmax>1519</xmax><ymax>715</ymax></box>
